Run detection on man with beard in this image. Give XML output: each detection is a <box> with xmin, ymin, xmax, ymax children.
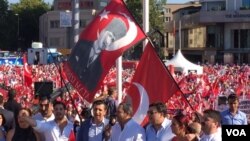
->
<box><xmin>33</xmin><ymin>96</ymin><xmax>55</xmax><ymax>141</ymax></box>
<box><xmin>33</xmin><ymin>96</ymin><xmax>54</xmax><ymax>121</ymax></box>
<box><xmin>22</xmin><ymin>101</ymin><xmax>73</xmax><ymax>141</ymax></box>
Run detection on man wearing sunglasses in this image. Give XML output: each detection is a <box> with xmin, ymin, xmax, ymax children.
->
<box><xmin>145</xmin><ymin>102</ymin><xmax>175</xmax><ymax>141</ymax></box>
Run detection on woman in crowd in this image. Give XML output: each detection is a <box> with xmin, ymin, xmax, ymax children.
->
<box><xmin>6</xmin><ymin>108</ymin><xmax>40</xmax><ymax>141</ymax></box>
<box><xmin>170</xmin><ymin>114</ymin><xmax>190</xmax><ymax>141</ymax></box>
<box><xmin>0</xmin><ymin>113</ymin><xmax>6</xmax><ymax>141</ymax></box>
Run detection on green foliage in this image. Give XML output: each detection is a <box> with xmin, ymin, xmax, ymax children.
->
<box><xmin>0</xmin><ymin>0</ymin><xmax>16</xmax><ymax>50</ymax></box>
<box><xmin>125</xmin><ymin>0</ymin><xmax>166</xmax><ymax>59</ymax></box>
<box><xmin>0</xmin><ymin>0</ymin><xmax>50</xmax><ymax>51</ymax></box>
<box><xmin>0</xmin><ymin>0</ymin><xmax>8</xmax><ymax>17</ymax></box>
<box><xmin>9</xmin><ymin>0</ymin><xmax>51</xmax><ymax>51</ymax></box>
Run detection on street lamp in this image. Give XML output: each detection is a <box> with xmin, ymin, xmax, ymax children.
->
<box><xmin>15</xmin><ymin>14</ymin><xmax>19</xmax><ymax>39</ymax></box>
<box><xmin>65</xmin><ymin>10</ymin><xmax>72</xmax><ymax>48</ymax></box>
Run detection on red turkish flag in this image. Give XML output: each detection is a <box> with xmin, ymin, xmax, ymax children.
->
<box><xmin>63</xmin><ymin>0</ymin><xmax>146</xmax><ymax>102</ymax></box>
<box><xmin>126</xmin><ymin>42</ymin><xmax>181</xmax><ymax>125</ymax></box>
<box><xmin>68</xmin><ymin>129</ymin><xmax>75</xmax><ymax>141</ymax></box>
<box><xmin>23</xmin><ymin>54</ymin><xmax>32</xmax><ymax>87</ymax></box>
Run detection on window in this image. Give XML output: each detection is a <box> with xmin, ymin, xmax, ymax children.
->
<box><xmin>50</xmin><ymin>20</ymin><xmax>59</xmax><ymax>28</ymax></box>
<box><xmin>164</xmin><ymin>17</ymin><xmax>171</xmax><ymax>22</ymax></box>
<box><xmin>189</xmin><ymin>39</ymin><xmax>193</xmax><ymax>45</ymax></box>
<box><xmin>166</xmin><ymin>8</ymin><xmax>171</xmax><ymax>13</ymax></box>
<box><xmin>240</xmin><ymin>29</ymin><xmax>250</xmax><ymax>48</ymax></box>
<box><xmin>189</xmin><ymin>29</ymin><xmax>193</xmax><ymax>34</ymax></box>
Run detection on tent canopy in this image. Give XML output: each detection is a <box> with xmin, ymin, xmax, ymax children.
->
<box><xmin>165</xmin><ymin>50</ymin><xmax>203</xmax><ymax>75</ymax></box>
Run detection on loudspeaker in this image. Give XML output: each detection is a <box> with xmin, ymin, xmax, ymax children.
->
<box><xmin>34</xmin><ymin>82</ymin><xmax>53</xmax><ymax>98</ymax></box>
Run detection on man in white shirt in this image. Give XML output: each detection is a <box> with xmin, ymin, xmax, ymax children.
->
<box><xmin>104</xmin><ymin>102</ymin><xmax>146</xmax><ymax>141</ymax></box>
<box><xmin>145</xmin><ymin>102</ymin><xmax>175</xmax><ymax>141</ymax></box>
<box><xmin>33</xmin><ymin>96</ymin><xmax>55</xmax><ymax>141</ymax></box>
<box><xmin>23</xmin><ymin>101</ymin><xmax>73</xmax><ymax>141</ymax></box>
<box><xmin>200</xmin><ymin>109</ymin><xmax>222</xmax><ymax>141</ymax></box>
<box><xmin>33</xmin><ymin>96</ymin><xmax>55</xmax><ymax>121</ymax></box>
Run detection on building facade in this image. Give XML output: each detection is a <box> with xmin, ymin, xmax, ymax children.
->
<box><xmin>39</xmin><ymin>0</ymin><xmax>110</xmax><ymax>49</ymax></box>
<box><xmin>166</xmin><ymin>0</ymin><xmax>250</xmax><ymax>64</ymax></box>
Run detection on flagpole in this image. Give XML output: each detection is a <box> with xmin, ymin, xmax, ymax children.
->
<box><xmin>116</xmin><ymin>57</ymin><xmax>123</xmax><ymax>104</ymax></box>
<box><xmin>179</xmin><ymin>20</ymin><xmax>181</xmax><ymax>50</ymax></box>
<box><xmin>143</xmin><ymin>0</ymin><xmax>149</xmax><ymax>51</ymax></box>
<box><xmin>72</xmin><ymin>0</ymin><xmax>80</xmax><ymax>47</ymax></box>
<box><xmin>173</xmin><ymin>20</ymin><xmax>176</xmax><ymax>55</ymax></box>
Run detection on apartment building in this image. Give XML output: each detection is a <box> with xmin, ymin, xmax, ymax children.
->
<box><xmin>39</xmin><ymin>0</ymin><xmax>110</xmax><ymax>50</ymax></box>
<box><xmin>166</xmin><ymin>0</ymin><xmax>250</xmax><ymax>64</ymax></box>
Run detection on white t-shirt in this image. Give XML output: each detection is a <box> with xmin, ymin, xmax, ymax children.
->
<box><xmin>34</xmin><ymin>119</ymin><xmax>73</xmax><ymax>141</ymax></box>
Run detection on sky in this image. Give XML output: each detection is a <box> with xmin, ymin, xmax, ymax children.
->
<box><xmin>9</xmin><ymin>0</ymin><xmax>192</xmax><ymax>4</ymax></box>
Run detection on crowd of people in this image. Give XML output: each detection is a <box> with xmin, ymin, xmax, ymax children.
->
<box><xmin>0</xmin><ymin>89</ymin><xmax>247</xmax><ymax>141</ymax></box>
<box><xmin>0</xmin><ymin>62</ymin><xmax>249</xmax><ymax>140</ymax></box>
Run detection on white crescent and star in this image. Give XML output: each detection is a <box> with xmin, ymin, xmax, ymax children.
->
<box><xmin>132</xmin><ymin>82</ymin><xmax>149</xmax><ymax>124</ymax></box>
<box><xmin>97</xmin><ymin>8</ymin><xmax>138</xmax><ymax>51</ymax></box>
<box><xmin>24</xmin><ymin>63</ymin><xmax>31</xmax><ymax>74</ymax></box>
<box><xmin>99</xmin><ymin>10</ymin><xmax>110</xmax><ymax>21</ymax></box>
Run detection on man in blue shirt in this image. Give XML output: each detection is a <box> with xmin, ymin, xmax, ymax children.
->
<box><xmin>221</xmin><ymin>94</ymin><xmax>248</xmax><ymax>125</ymax></box>
<box><xmin>145</xmin><ymin>102</ymin><xmax>175</xmax><ymax>141</ymax></box>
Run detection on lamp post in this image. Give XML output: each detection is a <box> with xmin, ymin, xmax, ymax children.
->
<box><xmin>15</xmin><ymin>14</ymin><xmax>20</xmax><ymax>39</ymax></box>
<box><xmin>65</xmin><ymin>10</ymin><xmax>71</xmax><ymax>48</ymax></box>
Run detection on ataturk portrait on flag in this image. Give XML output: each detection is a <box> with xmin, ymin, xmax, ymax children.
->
<box><xmin>64</xmin><ymin>0</ymin><xmax>146</xmax><ymax>101</ymax></box>
<box><xmin>68</xmin><ymin>17</ymin><xmax>127</xmax><ymax>92</ymax></box>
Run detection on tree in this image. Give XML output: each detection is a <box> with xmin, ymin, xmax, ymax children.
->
<box><xmin>9</xmin><ymin>0</ymin><xmax>50</xmax><ymax>51</ymax></box>
<box><xmin>0</xmin><ymin>0</ymin><xmax>16</xmax><ymax>50</ymax></box>
<box><xmin>125</xmin><ymin>0</ymin><xmax>166</xmax><ymax>59</ymax></box>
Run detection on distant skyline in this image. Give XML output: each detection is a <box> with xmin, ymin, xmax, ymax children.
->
<box><xmin>9</xmin><ymin>0</ymin><xmax>192</xmax><ymax>4</ymax></box>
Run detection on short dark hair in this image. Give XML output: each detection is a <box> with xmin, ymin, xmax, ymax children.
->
<box><xmin>8</xmin><ymin>89</ymin><xmax>16</xmax><ymax>99</ymax></box>
<box><xmin>149</xmin><ymin>102</ymin><xmax>167</xmax><ymax>116</ymax></box>
<box><xmin>228</xmin><ymin>94</ymin><xmax>238</xmax><ymax>101</ymax></box>
<box><xmin>81</xmin><ymin>107</ymin><xmax>92</xmax><ymax>119</ymax></box>
<box><xmin>203</xmin><ymin>109</ymin><xmax>221</xmax><ymax>125</ymax></box>
<box><xmin>92</xmin><ymin>100</ymin><xmax>107</xmax><ymax>110</ymax></box>
<box><xmin>119</xmin><ymin>103</ymin><xmax>133</xmax><ymax>116</ymax></box>
<box><xmin>0</xmin><ymin>95</ymin><xmax>4</xmax><ymax>105</ymax></box>
<box><xmin>108</xmin><ymin>87</ymin><xmax>116</xmax><ymax>96</ymax></box>
<box><xmin>39</xmin><ymin>95</ymin><xmax>51</xmax><ymax>102</ymax></box>
<box><xmin>53</xmin><ymin>101</ymin><xmax>66</xmax><ymax>110</ymax></box>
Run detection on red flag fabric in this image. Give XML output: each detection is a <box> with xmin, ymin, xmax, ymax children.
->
<box><xmin>68</xmin><ymin>129</ymin><xmax>75</xmax><ymax>141</ymax></box>
<box><xmin>23</xmin><ymin>54</ymin><xmax>32</xmax><ymax>87</ymax></box>
<box><xmin>126</xmin><ymin>42</ymin><xmax>181</xmax><ymax>125</ymax></box>
<box><xmin>63</xmin><ymin>0</ymin><xmax>146</xmax><ymax>102</ymax></box>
